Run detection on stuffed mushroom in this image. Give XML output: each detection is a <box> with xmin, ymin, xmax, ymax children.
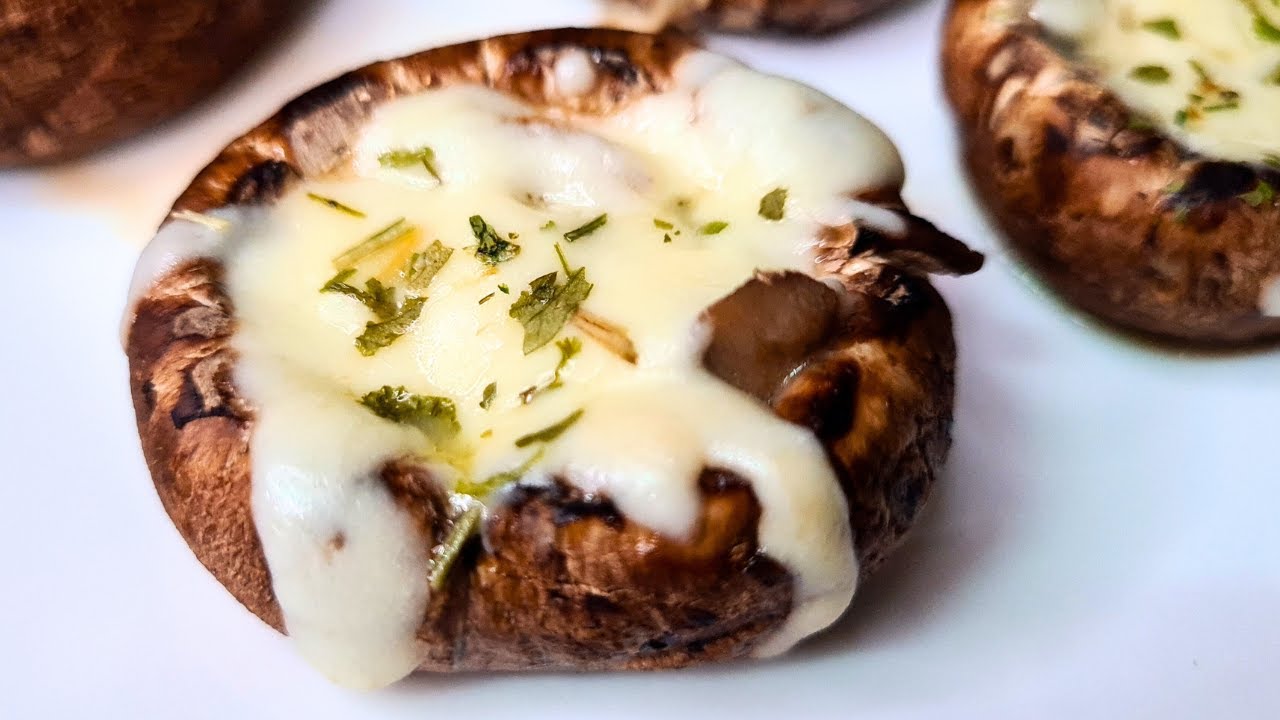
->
<box><xmin>123</xmin><ymin>28</ymin><xmax>981</xmax><ymax>688</ymax></box>
<box><xmin>944</xmin><ymin>0</ymin><xmax>1280</xmax><ymax>344</ymax></box>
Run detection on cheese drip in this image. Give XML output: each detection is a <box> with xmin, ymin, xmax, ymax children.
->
<box><xmin>132</xmin><ymin>49</ymin><xmax>906</xmax><ymax>687</ymax></box>
<box><xmin>1031</xmin><ymin>0</ymin><xmax>1280</xmax><ymax>163</ymax></box>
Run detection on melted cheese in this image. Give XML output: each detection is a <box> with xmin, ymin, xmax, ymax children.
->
<box><xmin>1032</xmin><ymin>0</ymin><xmax>1280</xmax><ymax>163</ymax></box>
<box><xmin>128</xmin><ymin>50</ymin><xmax>906</xmax><ymax>688</ymax></box>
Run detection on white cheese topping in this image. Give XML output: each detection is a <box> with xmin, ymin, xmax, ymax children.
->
<box><xmin>1032</xmin><ymin>0</ymin><xmax>1280</xmax><ymax>163</ymax></box>
<box><xmin>129</xmin><ymin>49</ymin><xmax>906</xmax><ymax>688</ymax></box>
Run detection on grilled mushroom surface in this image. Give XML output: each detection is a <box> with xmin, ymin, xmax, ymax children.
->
<box><xmin>0</xmin><ymin>0</ymin><xmax>291</xmax><ymax>166</ymax></box>
<box><xmin>124</xmin><ymin>28</ymin><xmax>981</xmax><ymax>688</ymax></box>
<box><xmin>944</xmin><ymin>0</ymin><xmax>1280</xmax><ymax>344</ymax></box>
<box><xmin>606</xmin><ymin>0</ymin><xmax>902</xmax><ymax>34</ymax></box>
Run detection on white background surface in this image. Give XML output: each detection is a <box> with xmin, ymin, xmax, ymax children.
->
<box><xmin>1</xmin><ymin>0</ymin><xmax>1278</xmax><ymax>717</ymax></box>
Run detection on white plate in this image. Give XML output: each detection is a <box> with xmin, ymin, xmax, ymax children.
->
<box><xmin>1</xmin><ymin>1</ymin><xmax>1277</xmax><ymax>717</ymax></box>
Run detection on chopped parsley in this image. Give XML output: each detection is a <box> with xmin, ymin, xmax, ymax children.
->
<box><xmin>1130</xmin><ymin>65</ymin><xmax>1172</xmax><ymax>84</ymax></box>
<box><xmin>454</xmin><ymin>449</ymin><xmax>544</xmax><ymax>497</ymax></box>
<box><xmin>563</xmin><ymin>213</ymin><xmax>608</xmax><ymax>242</ymax></box>
<box><xmin>426</xmin><ymin>504</ymin><xmax>481</xmax><ymax>590</ymax></box>
<box><xmin>321</xmin><ymin>269</ymin><xmax>399</xmax><ymax>319</ymax></box>
<box><xmin>1240</xmin><ymin>180</ymin><xmax>1276</xmax><ymax>207</ymax></box>
<box><xmin>378</xmin><ymin>146</ymin><xmax>442</xmax><ymax>181</ymax></box>
<box><xmin>498</xmin><ymin>284</ymin><xmax>510</xmax><ymax>294</ymax></box>
<box><xmin>358</xmin><ymin>385</ymin><xmax>460</xmax><ymax>440</ymax></box>
<box><xmin>1246</xmin><ymin>0</ymin><xmax>1280</xmax><ymax>44</ymax></box>
<box><xmin>518</xmin><ymin>336</ymin><xmax>582</xmax><ymax>404</ymax></box>
<box><xmin>1174</xmin><ymin>60</ymin><xmax>1241</xmax><ymax>127</ymax></box>
<box><xmin>514</xmin><ymin>409</ymin><xmax>584</xmax><ymax>448</ymax></box>
<box><xmin>699</xmin><ymin>220</ymin><xmax>729</xmax><ymax>235</ymax></box>
<box><xmin>653</xmin><ymin>218</ymin><xmax>675</xmax><ymax>230</ymax></box>
<box><xmin>1141</xmin><ymin>18</ymin><xmax>1181</xmax><ymax>40</ymax></box>
<box><xmin>401</xmin><ymin>240</ymin><xmax>453</xmax><ymax>293</ymax></box>
<box><xmin>663</xmin><ymin>233</ymin><xmax>673</xmax><ymax>243</ymax></box>
<box><xmin>508</xmin><ymin>245</ymin><xmax>592</xmax><ymax>354</ymax></box>
<box><xmin>355</xmin><ymin>296</ymin><xmax>426</xmax><ymax>356</ymax></box>
<box><xmin>306</xmin><ymin>192</ymin><xmax>366</xmax><ymax>218</ymax></box>
<box><xmin>332</xmin><ymin>218</ymin><xmax>413</xmax><ymax>268</ymax></box>
<box><xmin>540</xmin><ymin>220</ymin><xmax>557</xmax><ymax>231</ymax></box>
<box><xmin>468</xmin><ymin>215</ymin><xmax>521</xmax><ymax>265</ymax></box>
<box><xmin>480</xmin><ymin>382</ymin><xmax>497</xmax><ymax>410</ymax></box>
<box><xmin>759</xmin><ymin>188</ymin><xmax>788</xmax><ymax>220</ymax></box>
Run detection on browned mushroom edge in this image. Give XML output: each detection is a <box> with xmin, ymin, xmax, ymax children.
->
<box><xmin>125</xmin><ymin>28</ymin><xmax>982</xmax><ymax>672</ymax></box>
<box><xmin>943</xmin><ymin>0</ymin><xmax>1280</xmax><ymax>346</ymax></box>
<box><xmin>614</xmin><ymin>0</ymin><xmax>904</xmax><ymax>35</ymax></box>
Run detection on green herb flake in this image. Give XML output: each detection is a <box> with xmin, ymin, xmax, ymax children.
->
<box><xmin>321</xmin><ymin>269</ymin><xmax>399</xmax><ymax>319</ymax></box>
<box><xmin>1141</xmin><ymin>18</ymin><xmax>1181</xmax><ymax>40</ymax></box>
<box><xmin>468</xmin><ymin>215</ymin><xmax>521</xmax><ymax>265</ymax></box>
<box><xmin>540</xmin><ymin>220</ymin><xmax>557</xmax><ymax>231</ymax></box>
<box><xmin>358</xmin><ymin>384</ymin><xmax>460</xmax><ymax>440</ymax></box>
<box><xmin>306</xmin><ymin>192</ymin><xmax>366</xmax><ymax>218</ymax></box>
<box><xmin>699</xmin><ymin>220</ymin><xmax>729</xmax><ymax>235</ymax></box>
<box><xmin>454</xmin><ymin>449</ymin><xmax>544</xmax><ymax>497</ymax></box>
<box><xmin>509</xmin><ymin>247</ymin><xmax>593</xmax><ymax>354</ymax></box>
<box><xmin>1240</xmin><ymin>180</ymin><xmax>1276</xmax><ymax>207</ymax></box>
<box><xmin>355</xmin><ymin>296</ymin><xmax>426</xmax><ymax>356</ymax></box>
<box><xmin>378</xmin><ymin>146</ymin><xmax>442</xmax><ymax>181</ymax></box>
<box><xmin>563</xmin><ymin>213</ymin><xmax>608</xmax><ymax>242</ymax></box>
<box><xmin>758</xmin><ymin>188</ymin><xmax>788</xmax><ymax>220</ymax></box>
<box><xmin>1203</xmin><ymin>98</ymin><xmax>1241</xmax><ymax>112</ymax></box>
<box><xmin>426</xmin><ymin>504</ymin><xmax>481</xmax><ymax>591</ymax></box>
<box><xmin>401</xmin><ymin>240</ymin><xmax>454</xmax><ymax>294</ymax></box>
<box><xmin>480</xmin><ymin>382</ymin><xmax>497</xmax><ymax>410</ymax></box>
<box><xmin>514</xmin><ymin>409</ymin><xmax>584</xmax><ymax>448</ymax></box>
<box><xmin>1130</xmin><ymin>65</ymin><xmax>1172</xmax><ymax>84</ymax></box>
<box><xmin>518</xmin><ymin>336</ymin><xmax>582</xmax><ymax>404</ymax></box>
<box><xmin>498</xmin><ymin>283</ymin><xmax>510</xmax><ymax>294</ymax></box>
<box><xmin>663</xmin><ymin>233</ymin><xmax>673</xmax><ymax>243</ymax></box>
<box><xmin>653</xmin><ymin>218</ymin><xmax>675</xmax><ymax>230</ymax></box>
<box><xmin>508</xmin><ymin>232</ymin><xmax>520</xmax><ymax>240</ymax></box>
<box><xmin>478</xmin><ymin>292</ymin><xmax>496</xmax><ymax>305</ymax></box>
<box><xmin>332</xmin><ymin>218</ymin><xmax>412</xmax><ymax>269</ymax></box>
<box><xmin>1254</xmin><ymin>11</ymin><xmax>1280</xmax><ymax>44</ymax></box>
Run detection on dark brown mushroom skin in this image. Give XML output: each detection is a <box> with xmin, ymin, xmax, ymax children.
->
<box><xmin>943</xmin><ymin>0</ymin><xmax>1280</xmax><ymax>345</ymax></box>
<box><xmin>645</xmin><ymin>0</ymin><xmax>904</xmax><ymax>34</ymax></box>
<box><xmin>0</xmin><ymin>0</ymin><xmax>296</xmax><ymax>166</ymax></box>
<box><xmin>126</xmin><ymin>28</ymin><xmax>980</xmax><ymax>673</ymax></box>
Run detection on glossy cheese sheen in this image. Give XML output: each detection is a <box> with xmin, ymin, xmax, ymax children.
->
<box><xmin>1032</xmin><ymin>0</ymin><xmax>1280</xmax><ymax>163</ymax></box>
<box><xmin>167</xmin><ymin>50</ymin><xmax>903</xmax><ymax>687</ymax></box>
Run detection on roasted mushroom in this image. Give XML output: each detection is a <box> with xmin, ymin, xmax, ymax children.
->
<box><xmin>0</xmin><ymin>0</ymin><xmax>291</xmax><ymax>165</ymax></box>
<box><xmin>943</xmin><ymin>0</ymin><xmax>1280</xmax><ymax>344</ymax></box>
<box><xmin>605</xmin><ymin>0</ymin><xmax>904</xmax><ymax>34</ymax></box>
<box><xmin>123</xmin><ymin>28</ymin><xmax>981</xmax><ymax>688</ymax></box>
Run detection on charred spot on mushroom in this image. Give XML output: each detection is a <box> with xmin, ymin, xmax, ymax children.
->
<box><xmin>227</xmin><ymin>160</ymin><xmax>297</xmax><ymax>205</ymax></box>
<box><xmin>170</xmin><ymin>350</ymin><xmax>249</xmax><ymax>429</ymax></box>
